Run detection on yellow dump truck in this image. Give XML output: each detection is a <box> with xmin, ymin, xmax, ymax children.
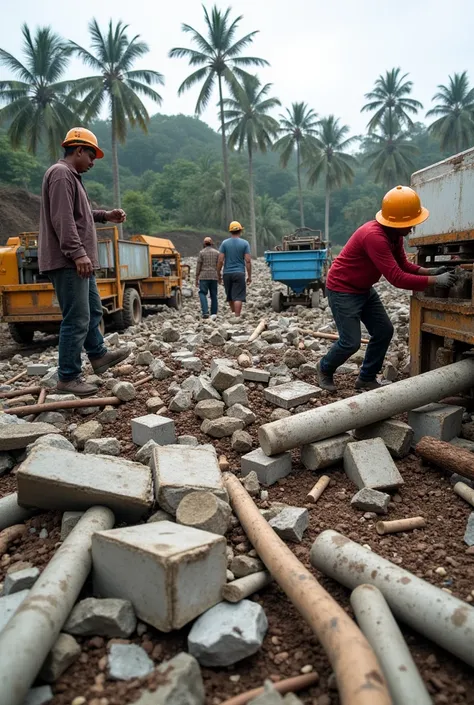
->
<box><xmin>0</xmin><ymin>227</ymin><xmax>189</xmax><ymax>343</ymax></box>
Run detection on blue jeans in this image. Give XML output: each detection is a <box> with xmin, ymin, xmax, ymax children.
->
<box><xmin>48</xmin><ymin>269</ymin><xmax>107</xmax><ymax>381</ymax></box>
<box><xmin>199</xmin><ymin>280</ymin><xmax>218</xmax><ymax>316</ymax></box>
<box><xmin>320</xmin><ymin>288</ymin><xmax>394</xmax><ymax>381</ymax></box>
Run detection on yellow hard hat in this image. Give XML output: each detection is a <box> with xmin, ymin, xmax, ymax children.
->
<box><xmin>376</xmin><ymin>185</ymin><xmax>429</xmax><ymax>228</ymax></box>
<box><xmin>229</xmin><ymin>221</ymin><xmax>243</xmax><ymax>232</ymax></box>
<box><xmin>62</xmin><ymin>127</ymin><xmax>104</xmax><ymax>159</ymax></box>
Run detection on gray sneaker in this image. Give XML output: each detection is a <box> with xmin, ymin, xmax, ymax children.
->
<box><xmin>355</xmin><ymin>377</ymin><xmax>382</xmax><ymax>391</ymax></box>
<box><xmin>56</xmin><ymin>377</ymin><xmax>98</xmax><ymax>397</ymax></box>
<box><xmin>316</xmin><ymin>360</ymin><xmax>337</xmax><ymax>392</ymax></box>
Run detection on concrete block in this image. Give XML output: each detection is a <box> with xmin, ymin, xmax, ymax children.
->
<box><xmin>301</xmin><ymin>433</ymin><xmax>354</xmax><ymax>470</ymax></box>
<box><xmin>194</xmin><ymin>376</ymin><xmax>222</xmax><ymax>402</ymax></box>
<box><xmin>181</xmin><ymin>357</ymin><xmax>203</xmax><ymax>373</ymax></box>
<box><xmin>151</xmin><ymin>444</ymin><xmax>228</xmax><ymax>514</ymax></box>
<box><xmin>60</xmin><ymin>511</ymin><xmax>84</xmax><ymax>540</ymax></box>
<box><xmin>241</xmin><ymin>448</ymin><xmax>292</xmax><ymax>486</ymax></box>
<box><xmin>132</xmin><ymin>652</ymin><xmax>205</xmax><ymax>705</ymax></box>
<box><xmin>230</xmin><ymin>555</ymin><xmax>265</xmax><ymax>578</ymax></box>
<box><xmin>84</xmin><ymin>437</ymin><xmax>120</xmax><ymax>456</ymax></box>
<box><xmin>176</xmin><ymin>491</ymin><xmax>231</xmax><ymax>535</ymax></box>
<box><xmin>39</xmin><ymin>633</ymin><xmax>81</xmax><ymax>683</ymax></box>
<box><xmin>0</xmin><ymin>422</ymin><xmax>59</xmax><ymax>451</ymax></box>
<box><xmin>210</xmin><ymin>365</ymin><xmax>244</xmax><ymax>392</ymax></box>
<box><xmin>354</xmin><ymin>419</ymin><xmax>414</xmax><ymax>458</ymax></box>
<box><xmin>26</xmin><ymin>364</ymin><xmax>50</xmax><ymax>377</ymax></box>
<box><xmin>195</xmin><ymin>399</ymin><xmax>225</xmax><ymax>420</ymax></box>
<box><xmin>17</xmin><ymin>447</ymin><xmax>153</xmax><ymax>521</ymax></box>
<box><xmin>201</xmin><ymin>416</ymin><xmax>244</xmax><ymax>438</ymax></box>
<box><xmin>343</xmin><ymin>438</ymin><xmax>404</xmax><ymax>490</ymax></box>
<box><xmin>2</xmin><ymin>566</ymin><xmax>39</xmax><ymax>595</ymax></box>
<box><xmin>226</xmin><ymin>404</ymin><xmax>256</xmax><ymax>427</ymax></box>
<box><xmin>92</xmin><ymin>521</ymin><xmax>227</xmax><ymax>632</ymax></box>
<box><xmin>210</xmin><ymin>358</ymin><xmax>235</xmax><ymax>373</ymax></box>
<box><xmin>222</xmin><ymin>383</ymin><xmax>248</xmax><ymax>407</ymax></box>
<box><xmin>408</xmin><ymin>403</ymin><xmax>463</xmax><ymax>445</ymax></box>
<box><xmin>263</xmin><ymin>381</ymin><xmax>321</xmax><ymax>410</ymax></box>
<box><xmin>350</xmin><ymin>487</ymin><xmax>390</xmax><ymax>514</ymax></box>
<box><xmin>108</xmin><ymin>643</ymin><xmax>154</xmax><ymax>680</ymax></box>
<box><xmin>64</xmin><ymin>597</ymin><xmax>136</xmax><ymax>637</ymax></box>
<box><xmin>131</xmin><ymin>414</ymin><xmax>176</xmax><ymax>447</ymax></box>
<box><xmin>269</xmin><ymin>507</ymin><xmax>309</xmax><ymax>542</ymax></box>
<box><xmin>0</xmin><ymin>589</ymin><xmax>29</xmax><ymax>631</ymax></box>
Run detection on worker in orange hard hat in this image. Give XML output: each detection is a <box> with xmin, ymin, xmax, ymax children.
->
<box><xmin>38</xmin><ymin>127</ymin><xmax>131</xmax><ymax>397</ymax></box>
<box><xmin>195</xmin><ymin>236</ymin><xmax>220</xmax><ymax>319</ymax></box>
<box><xmin>217</xmin><ymin>221</ymin><xmax>251</xmax><ymax>317</ymax></box>
<box><xmin>316</xmin><ymin>185</ymin><xmax>456</xmax><ymax>393</ymax></box>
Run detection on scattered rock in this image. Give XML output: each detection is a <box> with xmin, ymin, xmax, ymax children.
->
<box><xmin>132</xmin><ymin>652</ymin><xmax>205</xmax><ymax>705</ymax></box>
<box><xmin>201</xmin><ymin>416</ymin><xmax>244</xmax><ymax>438</ymax></box>
<box><xmin>40</xmin><ymin>633</ymin><xmax>81</xmax><ymax>682</ymax></box>
<box><xmin>464</xmin><ymin>513</ymin><xmax>474</xmax><ymax>546</ymax></box>
<box><xmin>242</xmin><ymin>471</ymin><xmax>260</xmax><ymax>496</ymax></box>
<box><xmin>283</xmin><ymin>349</ymin><xmax>306</xmax><ymax>368</ymax></box>
<box><xmin>112</xmin><ymin>381</ymin><xmax>136</xmax><ymax>401</ymax></box>
<box><xmin>231</xmin><ymin>430</ymin><xmax>253</xmax><ymax>453</ymax></box>
<box><xmin>72</xmin><ymin>420</ymin><xmax>103</xmax><ymax>450</ymax></box>
<box><xmin>269</xmin><ymin>507</ymin><xmax>309</xmax><ymax>543</ymax></box>
<box><xmin>226</xmin><ymin>403</ymin><xmax>256</xmax><ymax>427</ymax></box>
<box><xmin>97</xmin><ymin>406</ymin><xmax>119</xmax><ymax>423</ymax></box>
<box><xmin>351</xmin><ymin>487</ymin><xmax>390</xmax><ymax>514</ymax></box>
<box><xmin>230</xmin><ymin>555</ymin><xmax>265</xmax><ymax>578</ymax></box>
<box><xmin>2</xmin><ymin>566</ymin><xmax>39</xmax><ymax>595</ymax></box>
<box><xmin>64</xmin><ymin>597</ymin><xmax>137</xmax><ymax>638</ymax></box>
<box><xmin>136</xmin><ymin>351</ymin><xmax>153</xmax><ymax>366</ymax></box>
<box><xmin>178</xmin><ymin>435</ymin><xmax>199</xmax><ymax>446</ymax></box>
<box><xmin>84</xmin><ymin>437</ymin><xmax>120</xmax><ymax>456</ymax></box>
<box><xmin>108</xmin><ymin>643</ymin><xmax>154</xmax><ymax>680</ymax></box>
<box><xmin>176</xmin><ymin>491</ymin><xmax>231</xmax><ymax>535</ymax></box>
<box><xmin>195</xmin><ymin>399</ymin><xmax>225</xmax><ymax>420</ymax></box>
<box><xmin>150</xmin><ymin>359</ymin><xmax>174</xmax><ymax>380</ymax></box>
<box><xmin>169</xmin><ymin>390</ymin><xmax>193</xmax><ymax>412</ymax></box>
<box><xmin>23</xmin><ymin>686</ymin><xmax>54</xmax><ymax>705</ymax></box>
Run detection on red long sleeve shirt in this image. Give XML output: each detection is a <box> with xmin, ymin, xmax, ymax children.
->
<box><xmin>326</xmin><ymin>220</ymin><xmax>429</xmax><ymax>294</ymax></box>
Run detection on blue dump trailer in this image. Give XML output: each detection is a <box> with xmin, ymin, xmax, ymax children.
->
<box><xmin>265</xmin><ymin>228</ymin><xmax>331</xmax><ymax>312</ymax></box>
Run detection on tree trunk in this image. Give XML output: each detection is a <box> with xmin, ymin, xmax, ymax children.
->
<box><xmin>218</xmin><ymin>74</ymin><xmax>233</xmax><ymax>225</ymax></box>
<box><xmin>248</xmin><ymin>143</ymin><xmax>257</xmax><ymax>258</ymax></box>
<box><xmin>111</xmin><ymin>100</ymin><xmax>122</xmax><ymax>236</ymax></box>
<box><xmin>324</xmin><ymin>178</ymin><xmax>330</xmax><ymax>242</ymax></box>
<box><xmin>416</xmin><ymin>436</ymin><xmax>474</xmax><ymax>481</ymax></box>
<box><xmin>296</xmin><ymin>141</ymin><xmax>305</xmax><ymax>228</ymax></box>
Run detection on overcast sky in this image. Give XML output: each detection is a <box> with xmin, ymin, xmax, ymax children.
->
<box><xmin>1</xmin><ymin>0</ymin><xmax>473</xmax><ymax>139</ymax></box>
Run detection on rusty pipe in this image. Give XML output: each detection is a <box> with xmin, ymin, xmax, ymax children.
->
<box><xmin>376</xmin><ymin>517</ymin><xmax>426</xmax><ymax>535</ymax></box>
<box><xmin>0</xmin><ymin>386</ymin><xmax>41</xmax><ymax>399</ymax></box>
<box><xmin>4</xmin><ymin>396</ymin><xmax>121</xmax><ymax>416</ymax></box>
<box><xmin>224</xmin><ymin>474</ymin><xmax>392</xmax><ymax>705</ymax></box>
<box><xmin>220</xmin><ymin>673</ymin><xmax>320</xmax><ymax>705</ymax></box>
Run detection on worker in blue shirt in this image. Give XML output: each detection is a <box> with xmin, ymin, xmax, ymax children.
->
<box><xmin>217</xmin><ymin>221</ymin><xmax>252</xmax><ymax>318</ymax></box>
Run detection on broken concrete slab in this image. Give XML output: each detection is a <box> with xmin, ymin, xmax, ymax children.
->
<box><xmin>210</xmin><ymin>365</ymin><xmax>244</xmax><ymax>392</ymax></box>
<box><xmin>241</xmin><ymin>448</ymin><xmax>292</xmax><ymax>486</ymax></box>
<box><xmin>193</xmin><ymin>376</ymin><xmax>222</xmax><ymax>402</ymax></box>
<box><xmin>84</xmin><ymin>437</ymin><xmax>121</xmax><ymax>456</ymax></box>
<box><xmin>201</xmin><ymin>416</ymin><xmax>244</xmax><ymax>438</ymax></box>
<box><xmin>64</xmin><ymin>597</ymin><xmax>137</xmax><ymax>637</ymax></box>
<box><xmin>263</xmin><ymin>381</ymin><xmax>321</xmax><ymax>410</ymax></box>
<box><xmin>222</xmin><ymin>383</ymin><xmax>248</xmax><ymax>407</ymax></box>
<box><xmin>17</xmin><ymin>447</ymin><xmax>153</xmax><ymax>521</ymax></box>
<box><xmin>188</xmin><ymin>600</ymin><xmax>268</xmax><ymax>667</ymax></box>
<box><xmin>408</xmin><ymin>403</ymin><xmax>463</xmax><ymax>445</ymax></box>
<box><xmin>344</xmin><ymin>438</ymin><xmax>404</xmax><ymax>491</ymax></box>
<box><xmin>132</xmin><ymin>652</ymin><xmax>205</xmax><ymax>705</ymax></box>
<box><xmin>301</xmin><ymin>434</ymin><xmax>355</xmax><ymax>470</ymax></box>
<box><xmin>0</xmin><ymin>422</ymin><xmax>59</xmax><ymax>451</ymax></box>
<box><xmin>194</xmin><ymin>399</ymin><xmax>225</xmax><ymax>420</ymax></box>
<box><xmin>131</xmin><ymin>414</ymin><xmax>176</xmax><ymax>447</ymax></box>
<box><xmin>0</xmin><ymin>589</ymin><xmax>29</xmax><ymax>632</ymax></box>
<box><xmin>72</xmin><ymin>420</ymin><xmax>103</xmax><ymax>450</ymax></box>
<box><xmin>242</xmin><ymin>368</ymin><xmax>270</xmax><ymax>384</ymax></box>
<box><xmin>26</xmin><ymin>434</ymin><xmax>75</xmax><ymax>456</ymax></box>
<box><xmin>350</xmin><ymin>487</ymin><xmax>390</xmax><ymax>514</ymax></box>
<box><xmin>354</xmin><ymin>419</ymin><xmax>414</xmax><ymax>458</ymax></box>
<box><xmin>108</xmin><ymin>643</ymin><xmax>154</xmax><ymax>680</ymax></box>
<box><xmin>269</xmin><ymin>507</ymin><xmax>309</xmax><ymax>542</ymax></box>
<box><xmin>2</xmin><ymin>566</ymin><xmax>39</xmax><ymax>596</ymax></box>
<box><xmin>176</xmin><ymin>491</ymin><xmax>231</xmax><ymax>535</ymax></box>
<box><xmin>27</xmin><ymin>363</ymin><xmax>50</xmax><ymax>377</ymax></box>
<box><xmin>39</xmin><ymin>633</ymin><xmax>81</xmax><ymax>683</ymax></box>
<box><xmin>92</xmin><ymin>521</ymin><xmax>227</xmax><ymax>631</ymax></box>
<box><xmin>226</xmin><ymin>404</ymin><xmax>256</xmax><ymax>427</ymax></box>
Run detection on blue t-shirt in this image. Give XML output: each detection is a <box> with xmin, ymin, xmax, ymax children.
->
<box><xmin>219</xmin><ymin>237</ymin><xmax>250</xmax><ymax>274</ymax></box>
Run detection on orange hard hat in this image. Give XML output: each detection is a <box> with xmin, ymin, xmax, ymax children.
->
<box><xmin>376</xmin><ymin>185</ymin><xmax>429</xmax><ymax>228</ymax></box>
<box><xmin>62</xmin><ymin>127</ymin><xmax>104</xmax><ymax>159</ymax></box>
<box><xmin>229</xmin><ymin>221</ymin><xmax>243</xmax><ymax>232</ymax></box>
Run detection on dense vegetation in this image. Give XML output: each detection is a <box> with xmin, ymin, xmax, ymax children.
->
<box><xmin>1</xmin><ymin>7</ymin><xmax>473</xmax><ymax>253</ymax></box>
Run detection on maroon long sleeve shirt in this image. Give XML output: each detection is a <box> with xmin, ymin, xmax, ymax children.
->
<box><xmin>38</xmin><ymin>160</ymin><xmax>107</xmax><ymax>272</ymax></box>
<box><xmin>327</xmin><ymin>220</ymin><xmax>429</xmax><ymax>294</ymax></box>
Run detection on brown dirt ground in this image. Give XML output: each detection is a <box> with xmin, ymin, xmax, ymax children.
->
<box><xmin>1</xmin><ymin>334</ymin><xmax>474</xmax><ymax>705</ymax></box>
<box><xmin>0</xmin><ymin>188</ymin><xmax>41</xmax><ymax>242</ymax></box>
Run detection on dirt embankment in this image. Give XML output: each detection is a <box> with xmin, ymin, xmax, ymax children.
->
<box><xmin>0</xmin><ymin>187</ymin><xmax>41</xmax><ymax>243</ymax></box>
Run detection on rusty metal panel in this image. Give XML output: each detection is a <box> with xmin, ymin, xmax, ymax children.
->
<box><xmin>118</xmin><ymin>241</ymin><xmax>149</xmax><ymax>280</ymax></box>
<box><xmin>98</xmin><ymin>240</ymin><xmax>114</xmax><ymax>269</ymax></box>
<box><xmin>411</xmin><ymin>148</ymin><xmax>474</xmax><ymax>240</ymax></box>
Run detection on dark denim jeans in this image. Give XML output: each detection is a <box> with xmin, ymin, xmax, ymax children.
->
<box><xmin>48</xmin><ymin>269</ymin><xmax>107</xmax><ymax>381</ymax></box>
<box><xmin>320</xmin><ymin>288</ymin><xmax>394</xmax><ymax>381</ymax></box>
<box><xmin>199</xmin><ymin>279</ymin><xmax>218</xmax><ymax>316</ymax></box>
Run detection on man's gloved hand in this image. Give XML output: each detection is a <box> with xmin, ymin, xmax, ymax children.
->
<box><xmin>435</xmin><ymin>271</ymin><xmax>457</xmax><ymax>288</ymax></box>
<box><xmin>427</xmin><ymin>265</ymin><xmax>449</xmax><ymax>275</ymax></box>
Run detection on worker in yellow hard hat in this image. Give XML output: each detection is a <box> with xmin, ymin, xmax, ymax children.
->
<box><xmin>38</xmin><ymin>127</ymin><xmax>131</xmax><ymax>397</ymax></box>
<box><xmin>217</xmin><ymin>221</ymin><xmax>251</xmax><ymax>317</ymax></box>
<box><xmin>316</xmin><ymin>185</ymin><xmax>456</xmax><ymax>393</ymax></box>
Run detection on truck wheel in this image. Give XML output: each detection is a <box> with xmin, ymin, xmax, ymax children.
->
<box><xmin>272</xmin><ymin>291</ymin><xmax>283</xmax><ymax>313</ymax></box>
<box><xmin>168</xmin><ymin>287</ymin><xmax>182</xmax><ymax>310</ymax></box>
<box><xmin>8</xmin><ymin>324</ymin><xmax>34</xmax><ymax>345</ymax></box>
<box><xmin>122</xmin><ymin>288</ymin><xmax>142</xmax><ymax>327</ymax></box>
<box><xmin>311</xmin><ymin>290</ymin><xmax>321</xmax><ymax>308</ymax></box>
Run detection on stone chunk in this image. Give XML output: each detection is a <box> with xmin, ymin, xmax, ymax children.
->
<box><xmin>231</xmin><ymin>430</ymin><xmax>253</xmax><ymax>453</ymax></box>
<box><xmin>223</xmin><ymin>383</ymin><xmax>248</xmax><ymax>407</ymax></box>
<box><xmin>0</xmin><ymin>453</ymin><xmax>14</xmax><ymax>476</ymax></box>
<box><xmin>64</xmin><ymin>597</ymin><xmax>136</xmax><ymax>637</ymax></box>
<box><xmin>194</xmin><ymin>376</ymin><xmax>222</xmax><ymax>402</ymax></box>
<box><xmin>264</xmin><ymin>381</ymin><xmax>321</xmax><ymax>409</ymax></box>
<box><xmin>131</xmin><ymin>414</ymin><xmax>176</xmax><ymax>447</ymax></box>
<box><xmin>84</xmin><ymin>437</ymin><xmax>120</xmax><ymax>456</ymax></box>
<box><xmin>242</xmin><ymin>368</ymin><xmax>270</xmax><ymax>384</ymax></box>
<box><xmin>176</xmin><ymin>492</ymin><xmax>231</xmax><ymax>535</ymax></box>
<box><xmin>92</xmin><ymin>522</ymin><xmax>226</xmax><ymax>632</ymax></box>
<box><xmin>242</xmin><ymin>471</ymin><xmax>260</xmax><ymax>496</ymax></box>
<box><xmin>250</xmin><ymin>681</ymin><xmax>304</xmax><ymax>704</ymax></box>
<box><xmin>147</xmin><ymin>509</ymin><xmax>174</xmax><ymax>523</ymax></box>
<box><xmin>464</xmin><ymin>512</ymin><xmax>474</xmax><ymax>546</ymax></box>
<box><xmin>178</xmin><ymin>435</ymin><xmax>199</xmax><ymax>446</ymax></box>
<box><xmin>39</xmin><ymin>633</ymin><xmax>81</xmax><ymax>682</ymax></box>
<box><xmin>108</xmin><ymin>643</ymin><xmax>154</xmax><ymax>680</ymax></box>
<box><xmin>169</xmin><ymin>390</ymin><xmax>193</xmax><ymax>412</ymax></box>
<box><xmin>0</xmin><ymin>422</ymin><xmax>59</xmax><ymax>451</ymax></box>
<box><xmin>188</xmin><ymin>600</ymin><xmax>268</xmax><ymax>667</ymax></box>
<box><xmin>72</xmin><ymin>420</ymin><xmax>103</xmax><ymax>450</ymax></box>
<box><xmin>135</xmin><ymin>439</ymin><xmax>158</xmax><ymax>465</ymax></box>
<box><xmin>35</xmin><ymin>411</ymin><xmax>66</xmax><ymax>426</ymax></box>
<box><xmin>201</xmin><ymin>416</ymin><xmax>244</xmax><ymax>438</ymax></box>
<box><xmin>451</xmin><ymin>437</ymin><xmax>474</xmax><ymax>452</ymax></box>
<box><xmin>210</xmin><ymin>365</ymin><xmax>244</xmax><ymax>392</ymax></box>
<box><xmin>230</xmin><ymin>555</ymin><xmax>265</xmax><ymax>578</ymax></box>
<box><xmin>301</xmin><ymin>434</ymin><xmax>354</xmax><ymax>470</ymax></box>
<box><xmin>27</xmin><ymin>363</ymin><xmax>50</xmax><ymax>377</ymax></box>
<box><xmin>354</xmin><ymin>419</ymin><xmax>414</xmax><ymax>458</ymax></box>
<box><xmin>195</xmin><ymin>399</ymin><xmax>225</xmax><ymax>420</ymax></box>
<box><xmin>269</xmin><ymin>507</ymin><xmax>309</xmax><ymax>542</ymax></box>
<box><xmin>226</xmin><ymin>404</ymin><xmax>256</xmax><ymax>427</ymax></box>
<box><xmin>0</xmin><ymin>589</ymin><xmax>29</xmax><ymax>631</ymax></box>
<box><xmin>60</xmin><ymin>511</ymin><xmax>84</xmax><ymax>540</ymax></box>
<box><xmin>112</xmin><ymin>381</ymin><xmax>136</xmax><ymax>401</ymax></box>
<box><xmin>40</xmin><ymin>368</ymin><xmax>59</xmax><ymax>388</ymax></box>
<box><xmin>23</xmin><ymin>686</ymin><xmax>54</xmax><ymax>705</ymax></box>
<box><xmin>344</xmin><ymin>438</ymin><xmax>404</xmax><ymax>490</ymax></box>
<box><xmin>152</xmin><ymin>444</ymin><xmax>227</xmax><ymax>514</ymax></box>
<box><xmin>350</xmin><ymin>487</ymin><xmax>390</xmax><ymax>514</ymax></box>
<box><xmin>182</xmin><ymin>357</ymin><xmax>203</xmax><ymax>373</ymax></box>
<box><xmin>283</xmin><ymin>349</ymin><xmax>306</xmax><ymax>368</ymax></box>
<box><xmin>241</xmin><ymin>448</ymin><xmax>292</xmax><ymax>486</ymax></box>
<box><xmin>150</xmin><ymin>359</ymin><xmax>174</xmax><ymax>380</ymax></box>
<box><xmin>408</xmin><ymin>403</ymin><xmax>463</xmax><ymax>445</ymax></box>
<box><xmin>2</xmin><ymin>566</ymin><xmax>39</xmax><ymax>595</ymax></box>
<box><xmin>132</xmin><ymin>652</ymin><xmax>205</xmax><ymax>705</ymax></box>
<box><xmin>17</xmin><ymin>447</ymin><xmax>152</xmax><ymax>521</ymax></box>
<box><xmin>27</xmin><ymin>434</ymin><xmax>74</xmax><ymax>456</ymax></box>
<box><xmin>136</xmin><ymin>351</ymin><xmax>153</xmax><ymax>366</ymax></box>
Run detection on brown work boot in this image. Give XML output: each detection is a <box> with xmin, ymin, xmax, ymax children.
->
<box><xmin>90</xmin><ymin>347</ymin><xmax>131</xmax><ymax>375</ymax></box>
<box><xmin>56</xmin><ymin>377</ymin><xmax>98</xmax><ymax>397</ymax></box>
<box><xmin>316</xmin><ymin>360</ymin><xmax>337</xmax><ymax>392</ymax></box>
<box><xmin>355</xmin><ymin>377</ymin><xmax>382</xmax><ymax>391</ymax></box>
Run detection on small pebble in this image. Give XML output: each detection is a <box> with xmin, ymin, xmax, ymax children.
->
<box><xmin>72</xmin><ymin>698</ymin><xmax>86</xmax><ymax>705</ymax></box>
<box><xmin>229</xmin><ymin>675</ymin><xmax>241</xmax><ymax>683</ymax></box>
<box><xmin>39</xmin><ymin>528</ymin><xmax>48</xmax><ymax>539</ymax></box>
<box><xmin>435</xmin><ymin>567</ymin><xmax>447</xmax><ymax>577</ymax></box>
<box><xmin>300</xmin><ymin>664</ymin><xmax>313</xmax><ymax>674</ymax></box>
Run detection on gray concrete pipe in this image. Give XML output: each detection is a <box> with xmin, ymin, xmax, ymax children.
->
<box><xmin>350</xmin><ymin>585</ymin><xmax>432</xmax><ymax>705</ymax></box>
<box><xmin>0</xmin><ymin>492</ymin><xmax>37</xmax><ymax>531</ymax></box>
<box><xmin>259</xmin><ymin>358</ymin><xmax>474</xmax><ymax>455</ymax></box>
<box><xmin>0</xmin><ymin>505</ymin><xmax>114</xmax><ymax>705</ymax></box>
<box><xmin>310</xmin><ymin>530</ymin><xmax>474</xmax><ymax>667</ymax></box>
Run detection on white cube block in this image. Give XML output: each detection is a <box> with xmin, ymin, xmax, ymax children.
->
<box><xmin>131</xmin><ymin>414</ymin><xmax>176</xmax><ymax>447</ymax></box>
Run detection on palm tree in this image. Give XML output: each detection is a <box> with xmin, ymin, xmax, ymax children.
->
<box><xmin>256</xmin><ymin>194</ymin><xmax>291</xmax><ymax>252</ymax></box>
<box><xmin>363</xmin><ymin>114</ymin><xmax>418</xmax><ymax>188</ymax></box>
<box><xmin>224</xmin><ymin>75</ymin><xmax>280</xmax><ymax>257</ymax></box>
<box><xmin>426</xmin><ymin>71</ymin><xmax>474</xmax><ymax>154</ymax></box>
<box><xmin>205</xmin><ymin>168</ymin><xmax>249</xmax><ymax>228</ymax></box>
<box><xmin>69</xmin><ymin>19</ymin><xmax>164</xmax><ymax>208</ymax></box>
<box><xmin>274</xmin><ymin>102</ymin><xmax>319</xmax><ymax>228</ymax></box>
<box><xmin>169</xmin><ymin>5</ymin><xmax>269</xmax><ymax>224</ymax></box>
<box><xmin>0</xmin><ymin>24</ymin><xmax>77</xmax><ymax>160</ymax></box>
<box><xmin>306</xmin><ymin>116</ymin><xmax>357</xmax><ymax>241</ymax></box>
<box><xmin>362</xmin><ymin>67</ymin><xmax>422</xmax><ymax>136</ymax></box>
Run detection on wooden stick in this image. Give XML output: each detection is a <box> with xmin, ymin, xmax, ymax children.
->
<box><xmin>5</xmin><ymin>397</ymin><xmax>121</xmax><ymax>416</ymax></box>
<box><xmin>0</xmin><ymin>386</ymin><xmax>41</xmax><ymax>399</ymax></box>
<box><xmin>222</xmin><ymin>571</ymin><xmax>272</xmax><ymax>603</ymax></box>
<box><xmin>416</xmin><ymin>436</ymin><xmax>474</xmax><ymax>481</ymax></box>
<box><xmin>135</xmin><ymin>375</ymin><xmax>153</xmax><ymax>387</ymax></box>
<box><xmin>298</xmin><ymin>329</ymin><xmax>370</xmax><ymax>345</ymax></box>
<box><xmin>307</xmin><ymin>475</ymin><xmax>330</xmax><ymax>503</ymax></box>
<box><xmin>248</xmin><ymin>318</ymin><xmax>267</xmax><ymax>343</ymax></box>
<box><xmin>29</xmin><ymin>388</ymin><xmax>47</xmax><ymax>424</ymax></box>
<box><xmin>219</xmin><ymin>455</ymin><xmax>230</xmax><ymax>472</ymax></box>
<box><xmin>0</xmin><ymin>525</ymin><xmax>27</xmax><ymax>557</ymax></box>
<box><xmin>376</xmin><ymin>517</ymin><xmax>426</xmax><ymax>535</ymax></box>
<box><xmin>4</xmin><ymin>370</ymin><xmax>27</xmax><ymax>385</ymax></box>
<box><xmin>219</xmin><ymin>673</ymin><xmax>319</xmax><ymax>705</ymax></box>
<box><xmin>454</xmin><ymin>481</ymin><xmax>474</xmax><ymax>508</ymax></box>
